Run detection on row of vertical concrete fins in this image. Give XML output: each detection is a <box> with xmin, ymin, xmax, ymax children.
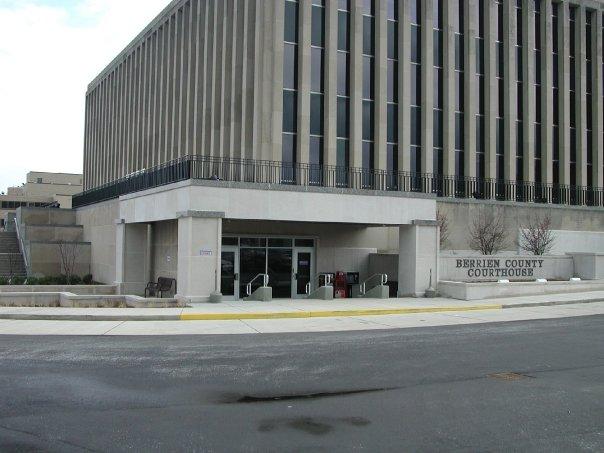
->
<box><xmin>83</xmin><ymin>0</ymin><xmax>604</xmax><ymax>193</ymax></box>
<box><xmin>83</xmin><ymin>0</ymin><xmax>263</xmax><ymax>191</ymax></box>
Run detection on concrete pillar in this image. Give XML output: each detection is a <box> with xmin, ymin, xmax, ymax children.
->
<box><xmin>504</xmin><ymin>0</ymin><xmax>517</xmax><ymax>184</ymax></box>
<box><xmin>298</xmin><ymin>0</ymin><xmax>312</xmax><ymax>168</ymax></box>
<box><xmin>349</xmin><ymin>1</ymin><xmax>363</xmax><ymax>168</ymax></box>
<box><xmin>559</xmin><ymin>2</ymin><xmax>571</xmax><ymax>186</ymax></box>
<box><xmin>576</xmin><ymin>6</ymin><xmax>588</xmax><ymax>188</ymax></box>
<box><xmin>465</xmin><ymin>0</ymin><xmax>478</xmax><ymax>179</ymax></box>
<box><xmin>523</xmin><ymin>0</ymin><xmax>534</xmax><ymax>183</ymax></box>
<box><xmin>398</xmin><ymin>0</ymin><xmax>410</xmax><ymax>173</ymax></box>
<box><xmin>114</xmin><ymin>220</ymin><xmax>151</xmax><ymax>296</ymax></box>
<box><xmin>176</xmin><ymin>211</ymin><xmax>223</xmax><ymax>302</ymax></box>
<box><xmin>398</xmin><ymin>220</ymin><xmax>439</xmax><ymax>297</ymax></box>
<box><xmin>375</xmin><ymin>0</ymin><xmax>388</xmax><ymax>172</ymax></box>
<box><xmin>443</xmin><ymin>0</ymin><xmax>456</xmax><ymax>186</ymax></box>
<box><xmin>594</xmin><ymin>11</ymin><xmax>604</xmax><ymax>190</ymax></box>
<box><xmin>421</xmin><ymin>0</ymin><xmax>434</xmax><ymax>174</ymax></box>
<box><xmin>542</xmin><ymin>0</ymin><xmax>554</xmax><ymax>186</ymax></box>
<box><xmin>324</xmin><ymin>0</ymin><xmax>338</xmax><ymax>167</ymax></box>
<box><xmin>484</xmin><ymin>0</ymin><xmax>497</xmax><ymax>184</ymax></box>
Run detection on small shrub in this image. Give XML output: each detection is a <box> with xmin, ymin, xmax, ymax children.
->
<box><xmin>0</xmin><ymin>277</ymin><xmax>7</xmax><ymax>285</ymax></box>
<box><xmin>54</xmin><ymin>275</ymin><xmax>68</xmax><ymax>285</ymax></box>
<box><xmin>69</xmin><ymin>275</ymin><xmax>82</xmax><ymax>285</ymax></box>
<box><xmin>82</xmin><ymin>274</ymin><xmax>93</xmax><ymax>285</ymax></box>
<box><xmin>11</xmin><ymin>276</ymin><xmax>25</xmax><ymax>285</ymax></box>
<box><xmin>25</xmin><ymin>277</ymin><xmax>40</xmax><ymax>285</ymax></box>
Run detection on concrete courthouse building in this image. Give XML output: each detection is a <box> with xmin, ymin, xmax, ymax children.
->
<box><xmin>75</xmin><ymin>0</ymin><xmax>604</xmax><ymax>301</ymax></box>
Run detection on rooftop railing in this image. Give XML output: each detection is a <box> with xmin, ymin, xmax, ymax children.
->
<box><xmin>73</xmin><ymin>155</ymin><xmax>604</xmax><ymax>209</ymax></box>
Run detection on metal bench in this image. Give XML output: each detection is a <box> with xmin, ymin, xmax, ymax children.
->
<box><xmin>145</xmin><ymin>277</ymin><xmax>177</xmax><ymax>298</ymax></box>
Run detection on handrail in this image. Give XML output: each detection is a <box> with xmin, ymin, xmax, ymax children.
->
<box><xmin>246</xmin><ymin>273</ymin><xmax>269</xmax><ymax>296</ymax></box>
<box><xmin>359</xmin><ymin>274</ymin><xmax>388</xmax><ymax>296</ymax></box>
<box><xmin>13</xmin><ymin>217</ymin><xmax>29</xmax><ymax>276</ymax></box>
<box><xmin>305</xmin><ymin>273</ymin><xmax>333</xmax><ymax>295</ymax></box>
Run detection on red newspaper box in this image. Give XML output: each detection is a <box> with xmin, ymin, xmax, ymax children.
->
<box><xmin>334</xmin><ymin>271</ymin><xmax>347</xmax><ymax>298</ymax></box>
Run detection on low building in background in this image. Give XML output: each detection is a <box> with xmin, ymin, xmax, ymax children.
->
<box><xmin>0</xmin><ymin>172</ymin><xmax>83</xmax><ymax>231</ymax></box>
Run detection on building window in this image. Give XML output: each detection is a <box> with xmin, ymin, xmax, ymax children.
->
<box><xmin>515</xmin><ymin>0</ymin><xmax>524</xmax><ymax>183</ymax></box>
<box><xmin>569</xmin><ymin>6</ymin><xmax>577</xmax><ymax>188</ymax></box>
<box><xmin>552</xmin><ymin>2</ymin><xmax>559</xmax><ymax>187</ymax></box>
<box><xmin>452</xmin><ymin>0</ymin><xmax>464</xmax><ymax>181</ymax></box>
<box><xmin>387</xmin><ymin>0</ymin><xmax>399</xmax><ymax>189</ymax></box>
<box><xmin>283</xmin><ymin>0</ymin><xmax>299</xmax><ymax>183</ymax></box>
<box><xmin>361</xmin><ymin>0</ymin><xmax>375</xmax><ymax>187</ymax></box>
<box><xmin>410</xmin><ymin>0</ymin><xmax>421</xmax><ymax>176</ymax></box>
<box><xmin>495</xmin><ymin>0</ymin><xmax>504</xmax><ymax>184</ymax></box>
<box><xmin>533</xmin><ymin>0</ymin><xmax>542</xmax><ymax>185</ymax></box>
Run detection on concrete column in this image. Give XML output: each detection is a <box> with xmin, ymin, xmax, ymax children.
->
<box><xmin>298</xmin><ymin>0</ymin><xmax>312</xmax><ymax>168</ymax></box>
<box><xmin>559</xmin><ymin>2</ymin><xmax>571</xmax><ymax>186</ymax></box>
<box><xmin>176</xmin><ymin>211</ymin><xmax>223</xmax><ymax>302</ymax></box>
<box><xmin>594</xmin><ymin>11</ymin><xmax>604</xmax><ymax>189</ymax></box>
<box><xmin>465</xmin><ymin>0</ymin><xmax>478</xmax><ymax>179</ymax></box>
<box><xmin>442</xmin><ymin>0</ymin><xmax>456</xmax><ymax>184</ymax></box>
<box><xmin>398</xmin><ymin>0</ymin><xmax>410</xmax><ymax>173</ymax></box>
<box><xmin>485</xmin><ymin>0</ymin><xmax>497</xmax><ymax>184</ymax></box>
<box><xmin>504</xmin><ymin>0</ymin><xmax>517</xmax><ymax>184</ymax></box>
<box><xmin>349</xmin><ymin>2</ymin><xmax>363</xmax><ymax>168</ymax></box>
<box><xmin>542</xmin><ymin>0</ymin><xmax>554</xmax><ymax>186</ymax></box>
<box><xmin>324</xmin><ymin>0</ymin><xmax>338</xmax><ymax>167</ymax></box>
<box><xmin>114</xmin><ymin>220</ymin><xmax>151</xmax><ymax>296</ymax></box>
<box><xmin>421</xmin><ymin>0</ymin><xmax>434</xmax><ymax>174</ymax></box>
<box><xmin>398</xmin><ymin>220</ymin><xmax>439</xmax><ymax>297</ymax></box>
<box><xmin>375</xmin><ymin>0</ymin><xmax>388</xmax><ymax>172</ymax></box>
<box><xmin>576</xmin><ymin>6</ymin><xmax>588</xmax><ymax>188</ymax></box>
<box><xmin>523</xmin><ymin>0</ymin><xmax>534</xmax><ymax>183</ymax></box>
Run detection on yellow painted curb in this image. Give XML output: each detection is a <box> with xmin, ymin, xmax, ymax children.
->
<box><xmin>179</xmin><ymin>305</ymin><xmax>502</xmax><ymax>321</ymax></box>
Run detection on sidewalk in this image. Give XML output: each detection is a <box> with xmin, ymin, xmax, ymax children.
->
<box><xmin>0</xmin><ymin>291</ymin><xmax>603</xmax><ymax>322</ymax></box>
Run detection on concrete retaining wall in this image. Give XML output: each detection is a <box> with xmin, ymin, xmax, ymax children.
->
<box><xmin>440</xmin><ymin>255</ymin><xmax>574</xmax><ymax>282</ymax></box>
<box><xmin>0</xmin><ymin>285</ymin><xmax>117</xmax><ymax>295</ymax></box>
<box><xmin>0</xmin><ymin>292</ymin><xmax>182</xmax><ymax>308</ymax></box>
<box><xmin>439</xmin><ymin>280</ymin><xmax>604</xmax><ymax>301</ymax></box>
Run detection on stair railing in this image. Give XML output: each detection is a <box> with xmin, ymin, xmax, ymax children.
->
<box><xmin>359</xmin><ymin>274</ymin><xmax>388</xmax><ymax>296</ymax></box>
<box><xmin>246</xmin><ymin>273</ymin><xmax>269</xmax><ymax>297</ymax></box>
<box><xmin>13</xmin><ymin>217</ymin><xmax>30</xmax><ymax>277</ymax></box>
<box><xmin>305</xmin><ymin>273</ymin><xmax>333</xmax><ymax>295</ymax></box>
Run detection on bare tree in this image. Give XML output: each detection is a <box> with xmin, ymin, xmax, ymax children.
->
<box><xmin>57</xmin><ymin>242</ymin><xmax>81</xmax><ymax>284</ymax></box>
<box><xmin>468</xmin><ymin>210</ymin><xmax>508</xmax><ymax>255</ymax></box>
<box><xmin>436</xmin><ymin>208</ymin><xmax>450</xmax><ymax>249</ymax></box>
<box><xmin>518</xmin><ymin>214</ymin><xmax>556</xmax><ymax>255</ymax></box>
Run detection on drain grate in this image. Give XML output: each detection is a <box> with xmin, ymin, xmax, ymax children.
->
<box><xmin>487</xmin><ymin>372</ymin><xmax>534</xmax><ymax>381</ymax></box>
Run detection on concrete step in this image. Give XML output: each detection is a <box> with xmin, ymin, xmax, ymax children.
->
<box><xmin>0</xmin><ymin>232</ymin><xmax>21</xmax><ymax>254</ymax></box>
<box><xmin>0</xmin><ymin>253</ymin><xmax>27</xmax><ymax>278</ymax></box>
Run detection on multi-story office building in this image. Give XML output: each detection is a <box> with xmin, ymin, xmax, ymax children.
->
<box><xmin>75</xmin><ymin>0</ymin><xmax>604</xmax><ymax>301</ymax></box>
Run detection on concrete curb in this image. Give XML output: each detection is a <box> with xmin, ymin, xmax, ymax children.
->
<box><xmin>0</xmin><ymin>298</ymin><xmax>602</xmax><ymax>322</ymax></box>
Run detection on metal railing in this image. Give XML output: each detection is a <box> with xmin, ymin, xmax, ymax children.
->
<box><xmin>13</xmin><ymin>217</ymin><xmax>29</xmax><ymax>276</ymax></box>
<box><xmin>73</xmin><ymin>155</ymin><xmax>604</xmax><ymax>209</ymax></box>
<box><xmin>359</xmin><ymin>274</ymin><xmax>388</xmax><ymax>296</ymax></box>
<box><xmin>305</xmin><ymin>273</ymin><xmax>333</xmax><ymax>295</ymax></box>
<box><xmin>245</xmin><ymin>273</ymin><xmax>269</xmax><ymax>297</ymax></box>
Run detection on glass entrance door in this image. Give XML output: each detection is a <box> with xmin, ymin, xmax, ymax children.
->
<box><xmin>221</xmin><ymin>247</ymin><xmax>239</xmax><ymax>300</ymax></box>
<box><xmin>267</xmin><ymin>249</ymin><xmax>292</xmax><ymax>298</ymax></box>
<box><xmin>293</xmin><ymin>249</ymin><xmax>314</xmax><ymax>298</ymax></box>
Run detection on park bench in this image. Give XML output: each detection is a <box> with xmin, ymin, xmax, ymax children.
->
<box><xmin>145</xmin><ymin>277</ymin><xmax>177</xmax><ymax>298</ymax></box>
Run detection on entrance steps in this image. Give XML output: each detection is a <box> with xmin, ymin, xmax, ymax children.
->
<box><xmin>307</xmin><ymin>285</ymin><xmax>334</xmax><ymax>300</ymax></box>
<box><xmin>245</xmin><ymin>286</ymin><xmax>272</xmax><ymax>302</ymax></box>
<box><xmin>0</xmin><ymin>232</ymin><xmax>27</xmax><ymax>278</ymax></box>
<box><xmin>361</xmin><ymin>284</ymin><xmax>390</xmax><ymax>299</ymax></box>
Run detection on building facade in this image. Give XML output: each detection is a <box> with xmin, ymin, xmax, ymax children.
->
<box><xmin>1</xmin><ymin>172</ymin><xmax>82</xmax><ymax>231</ymax></box>
<box><xmin>76</xmin><ymin>0</ymin><xmax>604</xmax><ymax>301</ymax></box>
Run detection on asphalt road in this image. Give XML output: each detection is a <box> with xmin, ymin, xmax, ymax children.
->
<box><xmin>0</xmin><ymin>316</ymin><xmax>603</xmax><ymax>452</ymax></box>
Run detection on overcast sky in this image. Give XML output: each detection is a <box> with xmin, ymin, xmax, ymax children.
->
<box><xmin>0</xmin><ymin>0</ymin><xmax>170</xmax><ymax>192</ymax></box>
